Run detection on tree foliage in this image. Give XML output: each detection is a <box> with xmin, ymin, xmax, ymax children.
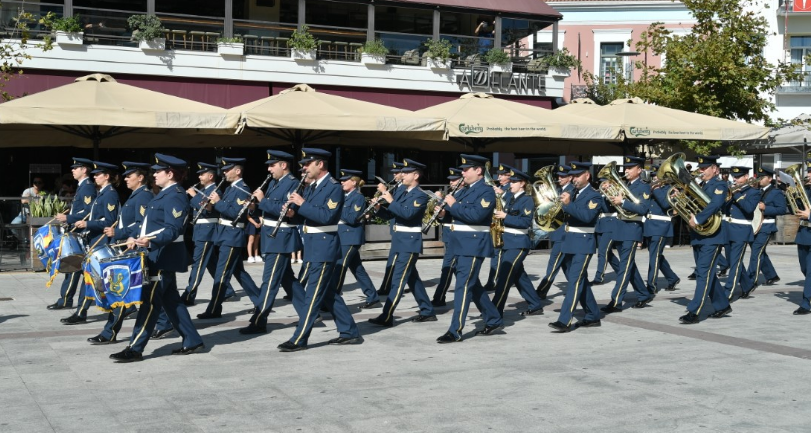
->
<box><xmin>1</xmin><ymin>3</ymin><xmax>53</xmax><ymax>101</ymax></box>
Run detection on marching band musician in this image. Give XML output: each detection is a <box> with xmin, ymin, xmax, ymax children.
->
<box><xmin>368</xmin><ymin>159</ymin><xmax>436</xmax><ymax>327</ymax></box>
<box><xmin>747</xmin><ymin>167</ymin><xmax>786</xmax><ymax>289</ymax></box>
<box><xmin>88</xmin><ymin>161</ymin><xmax>153</xmax><ymax>344</ymax></box>
<box><xmin>548</xmin><ymin>162</ymin><xmax>602</xmax><ymax>332</ymax></box>
<box><xmin>61</xmin><ymin>161</ymin><xmax>121</xmax><ymax>325</ymax></box>
<box><xmin>50</xmin><ymin>157</ymin><xmax>96</xmax><ymax>310</ymax></box>
<box><xmin>110</xmin><ymin>154</ymin><xmax>204</xmax><ymax>362</ymax></box>
<box><xmin>376</xmin><ymin>162</ymin><xmax>405</xmax><ymax>297</ymax></box>
<box><xmin>680</xmin><ymin>155</ymin><xmax>731</xmax><ymax>324</ymax></box>
<box><xmin>331</xmin><ymin>169</ymin><xmax>379</xmax><ymax>309</ymax></box>
<box><xmin>483</xmin><ymin>164</ymin><xmax>512</xmax><ymax>292</ymax></box>
<box><xmin>722</xmin><ymin>166</ymin><xmax>760</xmax><ymax>300</ymax></box>
<box><xmin>239</xmin><ymin>150</ymin><xmax>305</xmax><ymax>335</ymax></box>
<box><xmin>436</xmin><ymin>154</ymin><xmax>503</xmax><ymax>343</ymax></box>
<box><xmin>591</xmin><ymin>175</ymin><xmax>619</xmax><ymax>286</ymax></box>
<box><xmin>643</xmin><ymin>166</ymin><xmax>680</xmax><ymax>293</ymax></box>
<box><xmin>602</xmin><ymin>156</ymin><xmax>653</xmax><ymax>312</ymax></box>
<box><xmin>277</xmin><ymin>148</ymin><xmax>362</xmax><ymax>351</ymax></box>
<box><xmin>791</xmin><ymin>164</ymin><xmax>811</xmax><ymax>315</ymax></box>
<box><xmin>431</xmin><ymin>168</ymin><xmax>463</xmax><ymax>307</ymax></box>
<box><xmin>536</xmin><ymin>165</ymin><xmax>574</xmax><ymax>300</ymax></box>
<box><xmin>491</xmin><ymin>165</ymin><xmax>544</xmax><ymax>317</ymax></box>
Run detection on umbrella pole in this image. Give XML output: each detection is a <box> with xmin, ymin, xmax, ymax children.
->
<box><xmin>92</xmin><ymin>126</ymin><xmax>100</xmax><ymax>160</ymax></box>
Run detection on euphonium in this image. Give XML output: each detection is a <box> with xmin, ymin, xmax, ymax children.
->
<box><xmin>484</xmin><ymin>162</ymin><xmax>504</xmax><ymax>248</ymax></box>
<box><xmin>657</xmin><ymin>152</ymin><xmax>722</xmax><ymax>236</ymax></box>
<box><xmin>531</xmin><ymin>165</ymin><xmax>564</xmax><ymax>232</ymax></box>
<box><xmin>784</xmin><ymin>163</ymin><xmax>811</xmax><ymax>215</ymax></box>
<box><xmin>597</xmin><ymin>161</ymin><xmax>641</xmax><ymax>219</ymax></box>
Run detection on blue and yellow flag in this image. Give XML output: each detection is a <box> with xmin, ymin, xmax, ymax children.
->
<box><xmin>99</xmin><ymin>254</ymin><xmax>145</xmax><ymax>310</ymax></box>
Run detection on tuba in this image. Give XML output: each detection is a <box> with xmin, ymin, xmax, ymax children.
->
<box><xmin>657</xmin><ymin>152</ymin><xmax>722</xmax><ymax>236</ymax></box>
<box><xmin>597</xmin><ymin>161</ymin><xmax>640</xmax><ymax>219</ymax></box>
<box><xmin>484</xmin><ymin>162</ymin><xmax>504</xmax><ymax>248</ymax></box>
<box><xmin>531</xmin><ymin>165</ymin><xmax>564</xmax><ymax>232</ymax></box>
<box><xmin>784</xmin><ymin>164</ymin><xmax>811</xmax><ymax>215</ymax></box>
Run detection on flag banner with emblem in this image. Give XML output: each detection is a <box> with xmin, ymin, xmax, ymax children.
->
<box><xmin>83</xmin><ymin>258</ymin><xmax>113</xmax><ymax>311</ymax></box>
<box><xmin>99</xmin><ymin>254</ymin><xmax>145</xmax><ymax>310</ymax></box>
<box><xmin>33</xmin><ymin>225</ymin><xmax>58</xmax><ymax>270</ymax></box>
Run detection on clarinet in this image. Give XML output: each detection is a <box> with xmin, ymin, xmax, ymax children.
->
<box><xmin>191</xmin><ymin>178</ymin><xmax>226</xmax><ymax>225</ymax></box>
<box><xmin>355</xmin><ymin>180</ymin><xmax>402</xmax><ymax>223</ymax></box>
<box><xmin>270</xmin><ymin>177</ymin><xmax>306</xmax><ymax>238</ymax></box>
<box><xmin>233</xmin><ymin>174</ymin><xmax>273</xmax><ymax>227</ymax></box>
<box><xmin>421</xmin><ymin>181</ymin><xmax>465</xmax><ymax>234</ymax></box>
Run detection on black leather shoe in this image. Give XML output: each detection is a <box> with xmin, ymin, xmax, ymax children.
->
<box><xmin>679</xmin><ymin>312</ymin><xmax>700</xmax><ymax>324</ymax></box>
<box><xmin>239</xmin><ymin>325</ymin><xmax>267</xmax><ymax>334</ymax></box>
<box><xmin>110</xmin><ymin>347</ymin><xmax>143</xmax><ymax>362</ymax></box>
<box><xmin>765</xmin><ymin>276</ymin><xmax>781</xmax><ymax>285</ymax></box>
<box><xmin>741</xmin><ymin>284</ymin><xmax>758</xmax><ymax>299</ymax></box>
<box><xmin>709</xmin><ymin>306</ymin><xmax>732</xmax><ymax>318</ymax></box>
<box><xmin>151</xmin><ymin>328</ymin><xmax>175</xmax><ymax>339</ymax></box>
<box><xmin>376</xmin><ymin>288</ymin><xmax>390</xmax><ymax>296</ymax></box>
<box><xmin>88</xmin><ymin>335</ymin><xmax>116</xmax><ymax>345</ymax></box>
<box><xmin>536</xmin><ymin>278</ymin><xmax>551</xmax><ymax>299</ymax></box>
<box><xmin>483</xmin><ymin>283</ymin><xmax>494</xmax><ymax>292</ymax></box>
<box><xmin>223</xmin><ymin>294</ymin><xmax>239</xmax><ymax>302</ymax></box>
<box><xmin>196</xmin><ymin>311</ymin><xmax>222</xmax><ymax>319</ymax></box>
<box><xmin>47</xmin><ymin>302</ymin><xmax>67</xmax><ymax>310</ymax></box>
<box><xmin>717</xmin><ymin>268</ymin><xmax>728</xmax><ymax>277</ymax></box>
<box><xmin>600</xmin><ymin>303</ymin><xmax>622</xmax><ymax>314</ymax></box>
<box><xmin>180</xmin><ymin>292</ymin><xmax>195</xmax><ymax>306</ymax></box>
<box><xmin>590</xmin><ymin>279</ymin><xmax>605</xmax><ymax>286</ymax></box>
<box><xmin>431</xmin><ymin>298</ymin><xmax>447</xmax><ymax>307</ymax></box>
<box><xmin>359</xmin><ymin>300</ymin><xmax>381</xmax><ymax>310</ymax></box>
<box><xmin>411</xmin><ymin>314</ymin><xmax>437</xmax><ymax>323</ymax></box>
<box><xmin>548</xmin><ymin>321</ymin><xmax>572</xmax><ymax>332</ymax></box>
<box><xmin>247</xmin><ymin>307</ymin><xmax>257</xmax><ymax>315</ymax></box>
<box><xmin>328</xmin><ymin>336</ymin><xmax>364</xmax><ymax>345</ymax></box>
<box><xmin>793</xmin><ymin>307</ymin><xmax>811</xmax><ymax>315</ymax></box>
<box><xmin>171</xmin><ymin>342</ymin><xmax>205</xmax><ymax>355</ymax></box>
<box><xmin>574</xmin><ymin>319</ymin><xmax>601</xmax><ymax>329</ymax></box>
<box><xmin>436</xmin><ymin>332</ymin><xmax>462</xmax><ymax>344</ymax></box>
<box><xmin>368</xmin><ymin>316</ymin><xmax>393</xmax><ymax>327</ymax></box>
<box><xmin>475</xmin><ymin>324</ymin><xmax>504</xmax><ymax>335</ymax></box>
<box><xmin>687</xmin><ymin>272</ymin><xmax>696</xmax><ymax>280</ymax></box>
<box><xmin>632</xmin><ymin>301</ymin><xmax>649</xmax><ymax>309</ymax></box>
<box><xmin>520</xmin><ymin>308</ymin><xmax>544</xmax><ymax>316</ymax></box>
<box><xmin>666</xmin><ymin>278</ymin><xmax>681</xmax><ymax>291</ymax></box>
<box><xmin>61</xmin><ymin>314</ymin><xmax>86</xmax><ymax>325</ymax></box>
<box><xmin>282</xmin><ymin>295</ymin><xmax>293</xmax><ymax>301</ymax></box>
<box><xmin>278</xmin><ymin>341</ymin><xmax>307</xmax><ymax>352</ymax></box>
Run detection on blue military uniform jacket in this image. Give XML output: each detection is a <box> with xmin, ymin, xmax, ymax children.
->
<box><xmin>561</xmin><ymin>185</ymin><xmax>601</xmax><ymax>254</ymax></box>
<box><xmin>114</xmin><ymin>185</ymin><xmax>153</xmax><ymax>241</ymax></box>
<box><xmin>643</xmin><ymin>187</ymin><xmax>674</xmax><ymax>238</ymax></box>
<box><xmin>141</xmin><ymin>183</ymin><xmax>189</xmax><ymax>272</ymax></box>
<box><xmin>595</xmin><ymin>196</ymin><xmax>616</xmax><ymax>235</ymax></box>
<box><xmin>723</xmin><ymin>184</ymin><xmax>761</xmax><ymax>242</ymax></box>
<box><xmin>67</xmin><ymin>178</ymin><xmax>96</xmax><ymax>225</ymax></box>
<box><xmin>757</xmin><ymin>184</ymin><xmax>787</xmax><ymax>235</ymax></box>
<box><xmin>191</xmin><ymin>183</ymin><xmax>222</xmax><ymax>242</ymax></box>
<box><xmin>376</xmin><ymin>185</ymin><xmax>427</xmax><ymax>254</ymax></box>
<box><xmin>258</xmin><ymin>174</ymin><xmax>303</xmax><ymax>254</ymax></box>
<box><xmin>213</xmin><ymin>178</ymin><xmax>251</xmax><ymax>248</ymax></box>
<box><xmin>612</xmin><ymin>178</ymin><xmax>650</xmax><ymax>242</ymax></box>
<box><xmin>501</xmin><ymin>191</ymin><xmax>533</xmax><ymax>250</ymax></box>
<box><xmin>84</xmin><ymin>184</ymin><xmax>120</xmax><ymax>246</ymax></box>
<box><xmin>446</xmin><ymin>179</ymin><xmax>496</xmax><ymax>258</ymax></box>
<box><xmin>549</xmin><ymin>183</ymin><xmax>574</xmax><ymax>242</ymax></box>
<box><xmin>297</xmin><ymin>173</ymin><xmax>343</xmax><ymax>263</ymax></box>
<box><xmin>337</xmin><ymin>189</ymin><xmax>366</xmax><ymax>247</ymax></box>
<box><xmin>796</xmin><ymin>186</ymin><xmax>811</xmax><ymax>246</ymax></box>
<box><xmin>691</xmin><ymin>177</ymin><xmax>728</xmax><ymax>245</ymax></box>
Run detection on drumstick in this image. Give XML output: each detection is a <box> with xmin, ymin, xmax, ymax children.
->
<box><xmin>68</xmin><ymin>214</ymin><xmax>92</xmax><ymax>232</ymax></box>
<box><xmin>109</xmin><ymin>236</ymin><xmax>155</xmax><ymax>249</ymax></box>
<box><xmin>85</xmin><ymin>217</ymin><xmax>122</xmax><ymax>254</ymax></box>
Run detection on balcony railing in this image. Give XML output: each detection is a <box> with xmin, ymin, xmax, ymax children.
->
<box><xmin>778</xmin><ymin>72</ymin><xmax>811</xmax><ymax>93</ymax></box>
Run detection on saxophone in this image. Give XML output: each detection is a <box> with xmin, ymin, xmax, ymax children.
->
<box><xmin>484</xmin><ymin>162</ymin><xmax>504</xmax><ymax>248</ymax></box>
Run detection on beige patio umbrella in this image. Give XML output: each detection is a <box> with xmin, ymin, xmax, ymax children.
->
<box><xmin>0</xmin><ymin>73</ymin><xmax>239</xmax><ymax>156</ymax></box>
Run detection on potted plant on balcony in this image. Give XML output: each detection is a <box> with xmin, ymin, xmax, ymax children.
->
<box><xmin>360</xmin><ymin>39</ymin><xmax>388</xmax><ymax>66</ymax></box>
<box><xmin>217</xmin><ymin>36</ymin><xmax>244</xmax><ymax>57</ymax></box>
<box><xmin>43</xmin><ymin>14</ymin><xmax>84</xmax><ymax>46</ymax></box>
<box><xmin>543</xmin><ymin>47</ymin><xmax>580</xmax><ymax>77</ymax></box>
<box><xmin>484</xmin><ymin>48</ymin><xmax>512</xmax><ymax>73</ymax></box>
<box><xmin>287</xmin><ymin>25</ymin><xmax>318</xmax><ymax>61</ymax></box>
<box><xmin>127</xmin><ymin>14</ymin><xmax>165</xmax><ymax>51</ymax></box>
<box><xmin>423</xmin><ymin>38</ymin><xmax>452</xmax><ymax>70</ymax></box>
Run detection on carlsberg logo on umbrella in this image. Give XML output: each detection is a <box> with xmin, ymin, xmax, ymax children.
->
<box><xmin>459</xmin><ymin>124</ymin><xmax>484</xmax><ymax>135</ymax></box>
<box><xmin>629</xmin><ymin>127</ymin><xmax>651</xmax><ymax>137</ymax></box>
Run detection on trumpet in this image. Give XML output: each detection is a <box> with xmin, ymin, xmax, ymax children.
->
<box><xmin>728</xmin><ymin>177</ymin><xmax>759</xmax><ymax>198</ymax></box>
<box><xmin>191</xmin><ymin>178</ymin><xmax>226</xmax><ymax>225</ymax></box>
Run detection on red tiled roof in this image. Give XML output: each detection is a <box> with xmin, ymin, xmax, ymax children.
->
<box><xmin>389</xmin><ymin>0</ymin><xmax>562</xmax><ymax>19</ymax></box>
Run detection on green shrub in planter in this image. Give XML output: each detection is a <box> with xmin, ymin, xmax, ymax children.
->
<box><xmin>287</xmin><ymin>25</ymin><xmax>318</xmax><ymax>51</ymax></box>
<box><xmin>542</xmin><ymin>47</ymin><xmax>581</xmax><ymax>70</ymax></box>
<box><xmin>217</xmin><ymin>36</ymin><xmax>243</xmax><ymax>43</ymax></box>
<box><xmin>43</xmin><ymin>14</ymin><xmax>83</xmax><ymax>33</ymax></box>
<box><xmin>362</xmin><ymin>39</ymin><xmax>388</xmax><ymax>56</ymax></box>
<box><xmin>484</xmin><ymin>48</ymin><xmax>510</xmax><ymax>66</ymax></box>
<box><xmin>127</xmin><ymin>14</ymin><xmax>165</xmax><ymax>41</ymax></box>
<box><xmin>423</xmin><ymin>38</ymin><xmax>452</xmax><ymax>61</ymax></box>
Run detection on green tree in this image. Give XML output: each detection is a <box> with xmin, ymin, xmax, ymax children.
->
<box><xmin>1</xmin><ymin>3</ymin><xmax>53</xmax><ymax>101</ymax></box>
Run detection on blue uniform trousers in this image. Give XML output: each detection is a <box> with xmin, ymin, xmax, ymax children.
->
<box><xmin>99</xmin><ymin>305</ymin><xmax>137</xmax><ymax>340</ymax></box>
<box><xmin>485</xmin><ymin>250</ymin><xmax>501</xmax><ymax>287</ymax></box>
<box><xmin>380</xmin><ymin>252</ymin><xmax>434</xmax><ymax>321</ymax></box>
<box><xmin>724</xmin><ymin>240</ymin><xmax>754</xmax><ymax>299</ymax></box>
<box><xmin>206</xmin><ymin>246</ymin><xmax>258</xmax><ymax>314</ymax></box>
<box><xmin>249</xmin><ymin>253</ymin><xmax>305</xmax><ymax>328</ymax></box>
<box><xmin>687</xmin><ymin>244</ymin><xmax>730</xmax><ymax>315</ymax></box>
<box><xmin>748</xmin><ymin>231</ymin><xmax>778</xmax><ymax>282</ymax></box>
<box><xmin>446</xmin><ymin>256</ymin><xmax>502</xmax><ymax>339</ymax></box>
<box><xmin>798</xmin><ymin>245</ymin><xmax>811</xmax><ymax>310</ymax></box>
<box><xmin>432</xmin><ymin>251</ymin><xmax>456</xmax><ymax>302</ymax></box>
<box><xmin>593</xmin><ymin>233</ymin><xmax>619</xmax><ymax>283</ymax></box>
<box><xmin>184</xmin><ymin>240</ymin><xmax>234</xmax><ymax>302</ymax></box>
<box><xmin>609</xmin><ymin>240</ymin><xmax>652</xmax><ymax>305</ymax></box>
<box><xmin>57</xmin><ymin>271</ymin><xmax>81</xmax><ymax>307</ymax></box>
<box><xmin>73</xmin><ymin>289</ymin><xmax>94</xmax><ymax>319</ymax></box>
<box><xmin>286</xmin><ymin>261</ymin><xmax>359</xmax><ymax>348</ymax></box>
<box><xmin>555</xmin><ymin>253</ymin><xmax>599</xmax><ymax>326</ymax></box>
<box><xmin>377</xmin><ymin>254</ymin><xmax>395</xmax><ymax>295</ymax></box>
<box><xmin>717</xmin><ymin>245</ymin><xmax>730</xmax><ymax>272</ymax></box>
<box><xmin>332</xmin><ymin>245</ymin><xmax>378</xmax><ymax>303</ymax></box>
<box><xmin>544</xmin><ymin>241</ymin><xmax>565</xmax><ymax>282</ymax></box>
<box><xmin>646</xmin><ymin>236</ymin><xmax>679</xmax><ymax>290</ymax></box>
<box><xmin>129</xmin><ymin>271</ymin><xmax>203</xmax><ymax>353</ymax></box>
<box><xmin>492</xmin><ymin>248</ymin><xmax>543</xmax><ymax>315</ymax></box>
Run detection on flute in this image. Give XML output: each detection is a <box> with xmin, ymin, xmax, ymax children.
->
<box><xmin>233</xmin><ymin>174</ymin><xmax>273</xmax><ymax>227</ymax></box>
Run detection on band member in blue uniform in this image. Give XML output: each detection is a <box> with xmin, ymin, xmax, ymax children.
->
<box><xmin>491</xmin><ymin>166</ymin><xmax>544</xmax><ymax>317</ymax></box>
<box><xmin>239</xmin><ymin>150</ymin><xmax>306</xmax><ymax>334</ymax></box>
<box><xmin>331</xmin><ymin>169</ymin><xmax>379</xmax><ymax>309</ymax></box>
<box><xmin>278</xmin><ymin>148</ymin><xmax>362</xmax><ymax>351</ymax></box>
<box><xmin>369</xmin><ymin>159</ymin><xmax>436</xmax><ymax>327</ymax></box>
<box><xmin>88</xmin><ymin>162</ymin><xmax>153</xmax><ymax>344</ymax></box>
<box><xmin>746</xmin><ymin>167</ymin><xmax>786</xmax><ymax>290</ymax></box>
<box><xmin>437</xmin><ymin>154</ymin><xmax>504</xmax><ymax>343</ymax></box>
<box><xmin>548</xmin><ymin>162</ymin><xmax>602</xmax><ymax>332</ymax></box>
<box><xmin>432</xmin><ymin>168</ymin><xmax>463</xmax><ymax>306</ymax></box>
<box><xmin>680</xmin><ymin>155</ymin><xmax>731</xmax><ymax>324</ymax></box>
<box><xmin>110</xmin><ymin>154</ymin><xmax>204</xmax><ymax>362</ymax></box>
<box><xmin>591</xmin><ymin>176</ymin><xmax>619</xmax><ymax>286</ymax></box>
<box><xmin>643</xmin><ymin>166</ymin><xmax>680</xmax><ymax>293</ymax></box>
<box><xmin>793</xmin><ymin>165</ymin><xmax>811</xmax><ymax>315</ymax></box>
<box><xmin>483</xmin><ymin>164</ymin><xmax>512</xmax><ymax>292</ymax></box>
<box><xmin>722</xmin><ymin>166</ymin><xmax>760</xmax><ymax>301</ymax></box>
<box><xmin>62</xmin><ymin>161</ymin><xmax>121</xmax><ymax>324</ymax></box>
<box><xmin>536</xmin><ymin>165</ymin><xmax>574</xmax><ymax>299</ymax></box>
<box><xmin>51</xmin><ymin>157</ymin><xmax>97</xmax><ymax>310</ymax></box>
<box><xmin>377</xmin><ymin>162</ymin><xmax>404</xmax><ymax>296</ymax></box>
<box><xmin>602</xmin><ymin>156</ymin><xmax>653</xmax><ymax>311</ymax></box>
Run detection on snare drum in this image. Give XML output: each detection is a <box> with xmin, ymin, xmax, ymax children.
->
<box><xmin>85</xmin><ymin>244</ymin><xmax>118</xmax><ymax>293</ymax></box>
<box><xmin>57</xmin><ymin>232</ymin><xmax>86</xmax><ymax>273</ymax></box>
